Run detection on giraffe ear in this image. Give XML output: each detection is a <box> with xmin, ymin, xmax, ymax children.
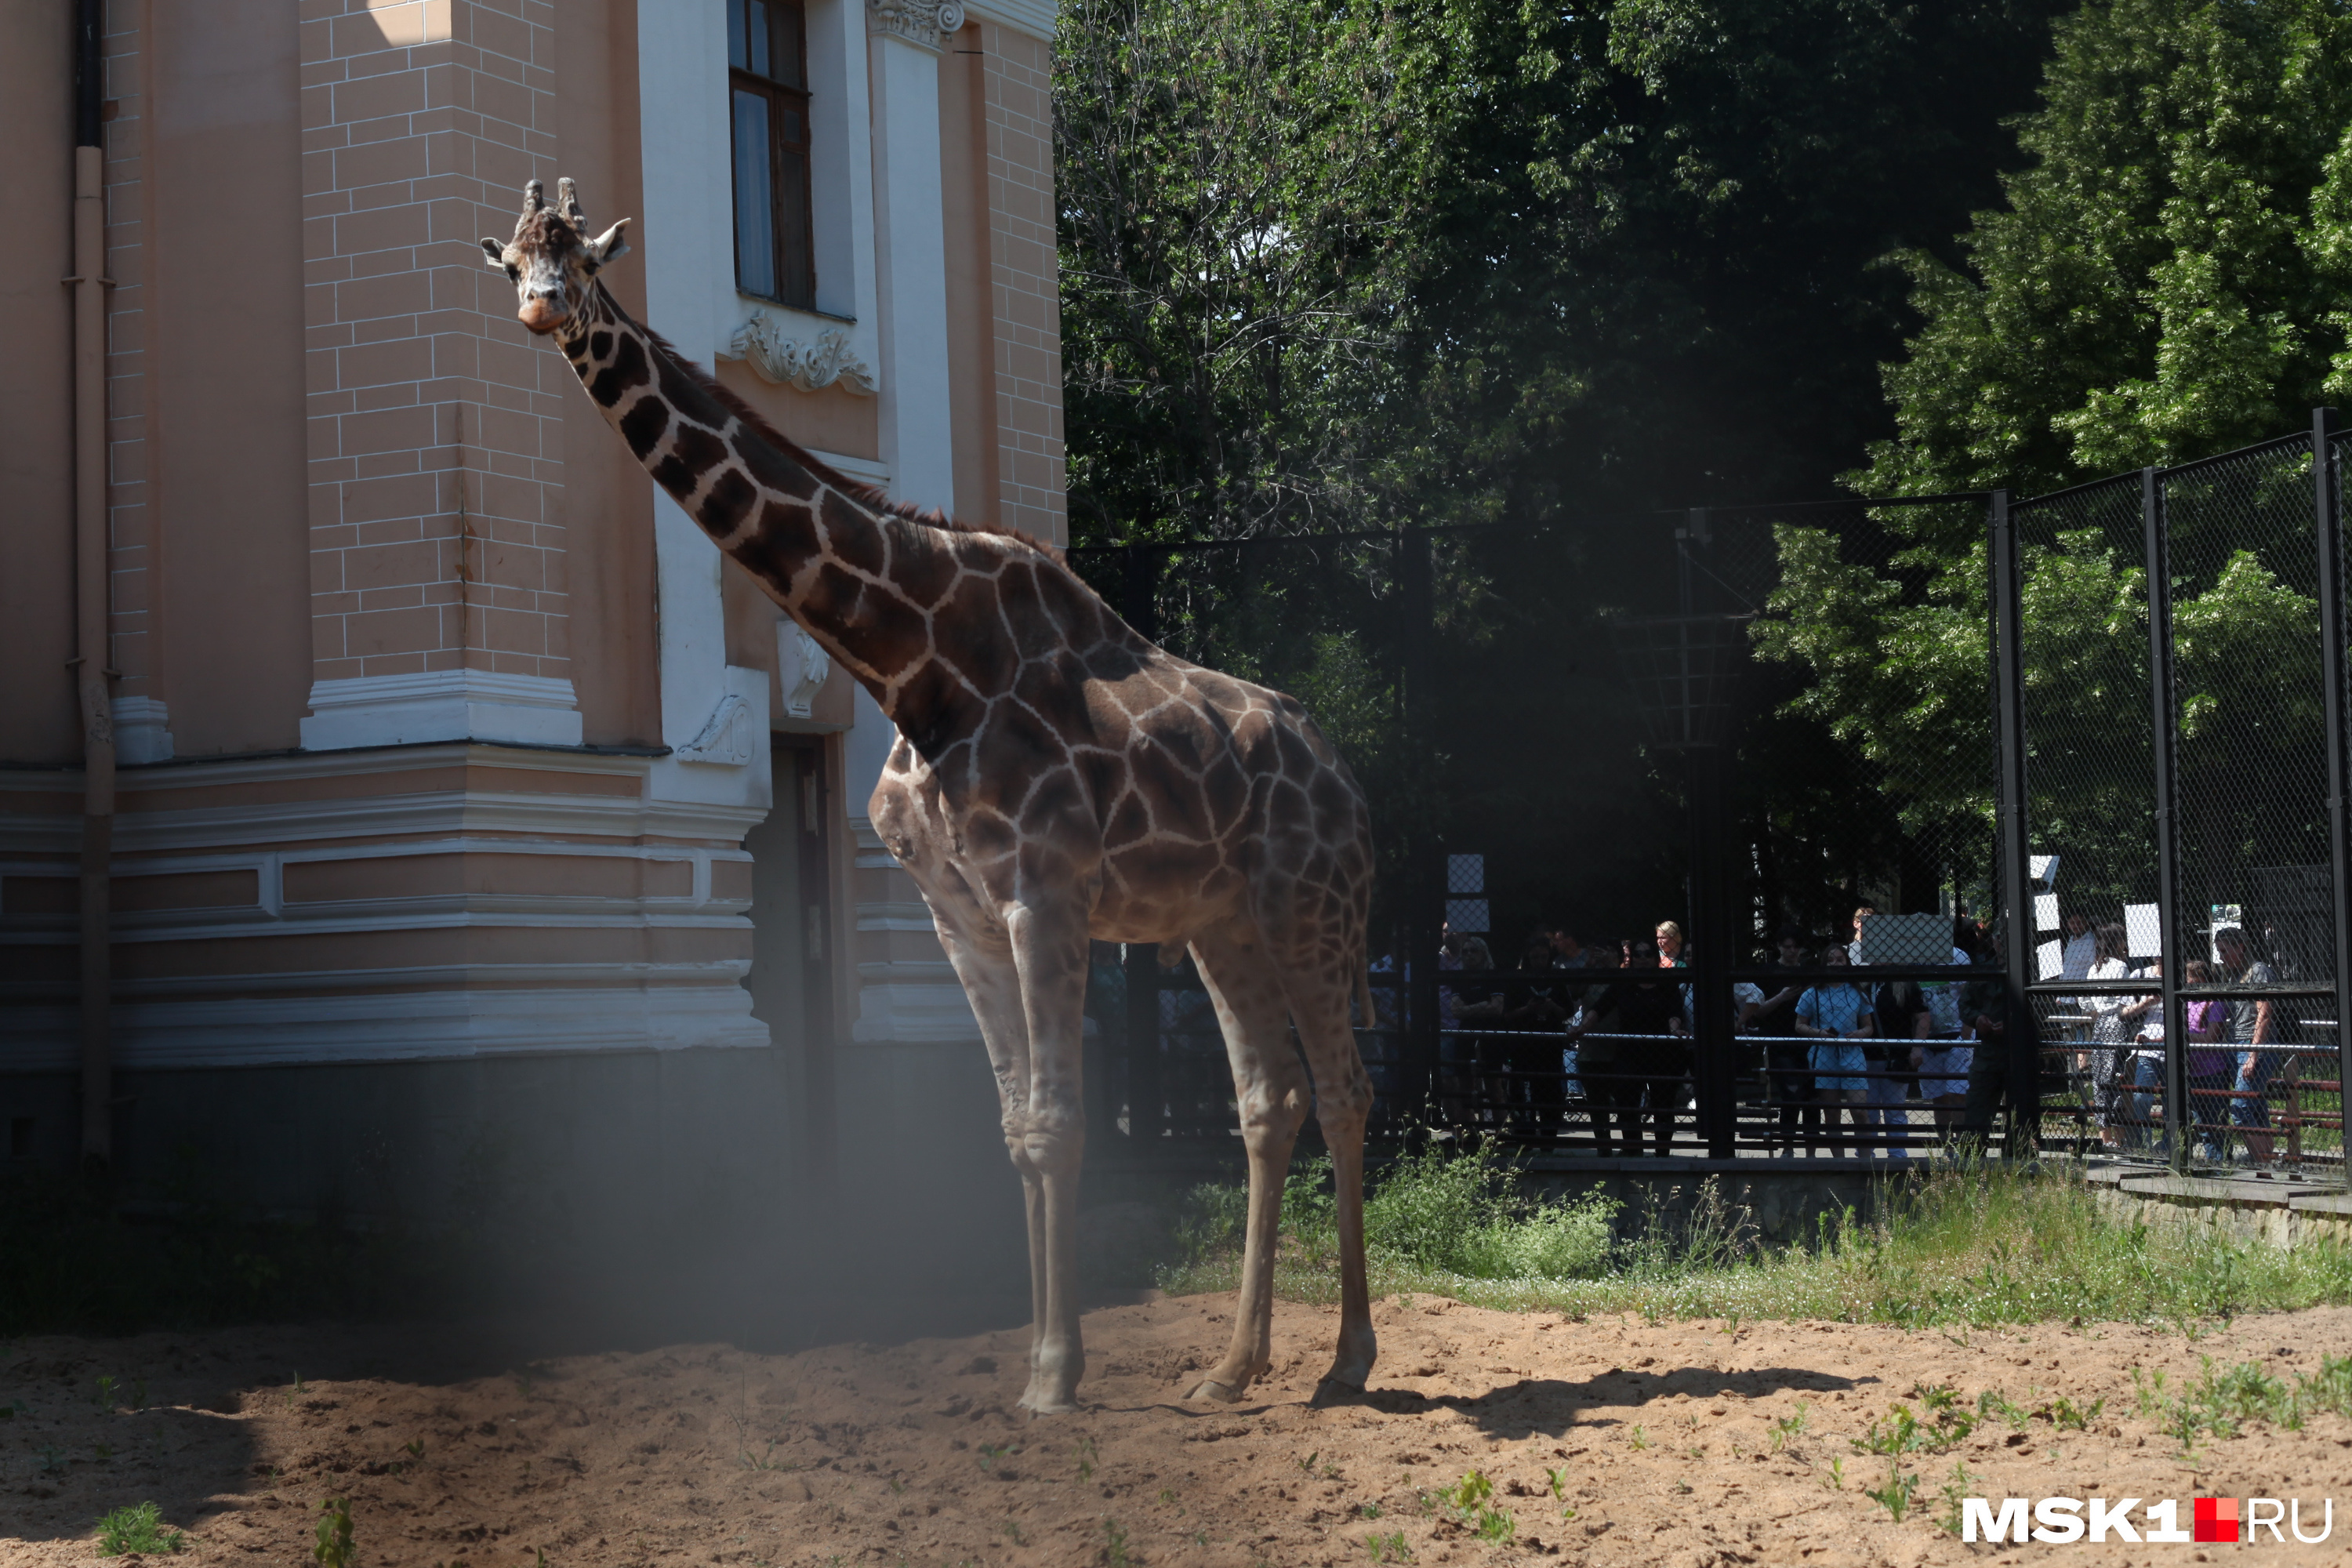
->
<box><xmin>480</xmin><ymin>237</ymin><xmax>510</xmax><ymax>270</ymax></box>
<box><xmin>583</xmin><ymin>219</ymin><xmax>632</xmax><ymax>270</ymax></box>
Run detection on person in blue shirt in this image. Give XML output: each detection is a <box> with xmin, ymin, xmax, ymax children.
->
<box><xmin>1795</xmin><ymin>945</ymin><xmax>1875</xmax><ymax>1157</ymax></box>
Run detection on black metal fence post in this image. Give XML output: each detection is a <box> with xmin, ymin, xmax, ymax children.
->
<box><xmin>2143</xmin><ymin>466</ymin><xmax>2190</xmax><ymax>1171</ymax></box>
<box><xmin>1398</xmin><ymin>527</ymin><xmax>1440</xmax><ymax>1121</ymax></box>
<box><xmin>1690</xmin><ymin>742</ymin><xmax>1734</xmax><ymax>1157</ymax></box>
<box><xmin>1991</xmin><ymin>491</ymin><xmax>2044</xmax><ymax>1156</ymax></box>
<box><xmin>2314</xmin><ymin>408</ymin><xmax>2352</xmax><ymax>1190</ymax></box>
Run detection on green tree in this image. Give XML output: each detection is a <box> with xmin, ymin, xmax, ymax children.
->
<box><xmin>1053</xmin><ymin>0</ymin><xmax>1428</xmax><ymax>543</ymax></box>
<box><xmin>1055</xmin><ymin>0</ymin><xmax>2067</xmax><ymax>547</ymax></box>
<box><xmin>1862</xmin><ymin>0</ymin><xmax>2352</xmax><ymax>499</ymax></box>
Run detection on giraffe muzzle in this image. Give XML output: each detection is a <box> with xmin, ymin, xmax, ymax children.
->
<box><xmin>517</xmin><ymin>292</ymin><xmax>569</xmax><ymax>335</ymax></box>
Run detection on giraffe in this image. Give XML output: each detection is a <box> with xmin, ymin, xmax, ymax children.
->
<box><xmin>483</xmin><ymin>180</ymin><xmax>1379</xmax><ymax>1414</ymax></box>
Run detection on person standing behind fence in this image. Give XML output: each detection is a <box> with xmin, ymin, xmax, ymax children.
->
<box><xmin>2115</xmin><ymin>956</ymin><xmax>2165</xmax><ymax>1153</ymax></box>
<box><xmin>1796</xmin><ymin>945</ymin><xmax>1874</xmax><ymax>1157</ymax></box>
<box><xmin>2082</xmin><ymin>923</ymin><xmax>2136</xmax><ymax>1150</ymax></box>
<box><xmin>1909</xmin><ymin>918</ymin><xmax>1974</xmax><ymax>1142</ymax></box>
<box><xmin>2180</xmin><ymin>957</ymin><xmax>2230</xmax><ymax>1162</ymax></box>
<box><xmin>1753</xmin><ymin>929</ymin><xmax>1813</xmax><ymax>1154</ymax></box>
<box><xmin>2060</xmin><ymin>911</ymin><xmax>2097</xmax><ymax>980</ymax></box>
<box><xmin>1577</xmin><ymin>941</ymin><xmax>1688</xmax><ymax>1156</ymax></box>
<box><xmin>2214</xmin><ymin>927</ymin><xmax>2280</xmax><ymax>1167</ymax></box>
<box><xmin>1567</xmin><ymin>939</ymin><xmax>1622</xmax><ymax>1148</ymax></box>
<box><xmin>1867</xmin><ymin>959</ymin><xmax>1929</xmax><ymax>1162</ymax></box>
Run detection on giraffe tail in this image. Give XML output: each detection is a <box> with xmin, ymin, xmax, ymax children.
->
<box><xmin>1355</xmin><ymin>952</ymin><xmax>1377</xmax><ymax>1031</ymax></box>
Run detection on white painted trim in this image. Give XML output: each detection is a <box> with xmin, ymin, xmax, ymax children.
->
<box><xmin>299</xmin><ymin>670</ymin><xmax>583</xmax><ymax>750</ymax></box>
<box><xmin>4</xmin><ymin>982</ymin><xmax>769</xmax><ymax>1071</ymax></box>
<box><xmin>807</xmin><ymin>0</ymin><xmax>883</xmax><ymax>350</ymax></box>
<box><xmin>964</xmin><ymin>0</ymin><xmax>1055</xmax><ymax>41</ymax></box>
<box><xmin>867</xmin><ymin>26</ymin><xmax>956</xmax><ymax>512</ymax></box>
<box><xmin>112</xmin><ymin>696</ymin><xmax>175</xmax><ymax>764</ymax></box>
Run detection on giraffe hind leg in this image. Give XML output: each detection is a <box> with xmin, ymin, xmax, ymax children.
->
<box><xmin>1183</xmin><ymin>924</ymin><xmax>1311</xmax><ymax>1403</ymax></box>
<box><xmin>1287</xmin><ymin>959</ymin><xmax>1377</xmax><ymax>1399</ymax></box>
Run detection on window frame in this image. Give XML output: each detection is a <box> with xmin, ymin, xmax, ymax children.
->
<box><xmin>728</xmin><ymin>0</ymin><xmax>816</xmax><ymax>311</ymax></box>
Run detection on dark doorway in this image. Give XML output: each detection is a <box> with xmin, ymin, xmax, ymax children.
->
<box><xmin>742</xmin><ymin>737</ymin><xmax>837</xmax><ymax>1200</ymax></box>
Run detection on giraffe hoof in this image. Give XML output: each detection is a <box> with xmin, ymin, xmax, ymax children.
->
<box><xmin>1015</xmin><ymin>1385</ymin><xmax>1082</xmax><ymax>1416</ymax></box>
<box><xmin>1185</xmin><ymin>1377</ymin><xmax>1247</xmax><ymax>1404</ymax></box>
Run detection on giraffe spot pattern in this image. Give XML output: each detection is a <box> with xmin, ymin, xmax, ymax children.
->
<box><xmin>532</xmin><ymin>253</ymin><xmax>1376</xmax><ymax>1396</ymax></box>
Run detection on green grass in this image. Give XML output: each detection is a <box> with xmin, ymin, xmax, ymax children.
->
<box><xmin>1156</xmin><ymin>1140</ymin><xmax>2352</xmax><ymax>1327</ymax></box>
<box><xmin>94</xmin><ymin>1502</ymin><xmax>186</xmax><ymax>1556</ymax></box>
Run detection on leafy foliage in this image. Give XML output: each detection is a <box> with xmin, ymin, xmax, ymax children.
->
<box><xmin>1865</xmin><ymin>0</ymin><xmax>2352</xmax><ymax>498</ymax></box>
<box><xmin>1058</xmin><ymin>0</ymin><xmax>2069</xmax><ymax>546</ymax></box>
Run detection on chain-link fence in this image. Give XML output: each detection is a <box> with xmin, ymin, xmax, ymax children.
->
<box><xmin>1068</xmin><ymin>502</ymin><xmax>2012</xmax><ymax>1160</ymax></box>
<box><xmin>1062</xmin><ymin>419</ymin><xmax>2352</xmax><ymax>1175</ymax></box>
<box><xmin>2012</xmin><ymin>428</ymin><xmax>2352</xmax><ymax>1175</ymax></box>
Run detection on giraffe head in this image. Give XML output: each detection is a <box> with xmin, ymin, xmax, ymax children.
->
<box><xmin>479</xmin><ymin>177</ymin><xmax>631</xmax><ymax>336</ymax></box>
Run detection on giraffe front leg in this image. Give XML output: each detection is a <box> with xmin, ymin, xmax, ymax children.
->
<box><xmin>928</xmin><ymin>925</ymin><xmax>1051</xmax><ymax>1399</ymax></box>
<box><xmin>1005</xmin><ymin>902</ymin><xmax>1092</xmax><ymax>1416</ymax></box>
<box><xmin>1186</xmin><ymin>927</ymin><xmax>1311</xmax><ymax>1404</ymax></box>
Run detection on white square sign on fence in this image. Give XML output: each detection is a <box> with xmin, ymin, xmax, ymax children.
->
<box><xmin>1860</xmin><ymin>911</ymin><xmax>1955</xmax><ymax>965</ymax></box>
<box><xmin>2038</xmin><ymin>939</ymin><xmax>2063</xmax><ymax>980</ymax></box>
<box><xmin>2125</xmin><ymin>902</ymin><xmax>2162</xmax><ymax>960</ymax></box>
<box><xmin>2036</xmin><ymin>893</ymin><xmax>2060</xmax><ymax>932</ymax></box>
<box><xmin>1445</xmin><ymin>899</ymin><xmax>1490</xmax><ymax>935</ymax></box>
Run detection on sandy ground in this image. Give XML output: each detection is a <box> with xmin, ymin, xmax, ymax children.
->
<box><xmin>8</xmin><ymin>1297</ymin><xmax>2352</xmax><ymax>1566</ymax></box>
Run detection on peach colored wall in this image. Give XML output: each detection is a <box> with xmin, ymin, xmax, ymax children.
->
<box><xmin>940</xmin><ymin>24</ymin><xmax>1000</xmax><ymax>528</ymax></box>
<box><xmin>101</xmin><ymin>1</ymin><xmax>158</xmax><ymax>728</ymax></box>
<box><xmin>300</xmin><ymin>0</ymin><xmax>572</xmax><ymax>688</ymax></box>
<box><xmin>143</xmin><ymin>0</ymin><xmax>313</xmax><ymax>754</ymax></box>
<box><xmin>714</xmin><ymin>361</ymin><xmax>881</xmax><ymax>463</ymax></box>
<box><xmin>0</xmin><ymin>0</ymin><xmax>85</xmax><ymax>763</ymax></box>
<box><xmin>554</xmin><ymin>0</ymin><xmax>661</xmax><ymax>748</ymax></box>
<box><xmin>980</xmin><ymin>23</ymin><xmax>1064</xmax><ymax>546</ymax></box>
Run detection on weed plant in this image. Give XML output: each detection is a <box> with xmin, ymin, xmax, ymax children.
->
<box><xmin>95</xmin><ymin>1502</ymin><xmax>185</xmax><ymax>1556</ymax></box>
<box><xmin>1157</xmin><ymin>1143</ymin><xmax>2352</xmax><ymax>1328</ymax></box>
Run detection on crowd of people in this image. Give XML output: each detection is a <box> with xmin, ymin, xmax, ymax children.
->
<box><xmin>2045</xmin><ymin>912</ymin><xmax>2296</xmax><ymax>1167</ymax></box>
<box><xmin>1082</xmin><ymin>901</ymin><xmax>2315</xmax><ymax>1168</ymax></box>
<box><xmin>1433</xmin><ymin>906</ymin><xmax>1994</xmax><ymax>1158</ymax></box>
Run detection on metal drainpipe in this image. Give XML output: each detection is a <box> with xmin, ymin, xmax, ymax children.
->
<box><xmin>70</xmin><ymin>0</ymin><xmax>116</xmax><ymax>1172</ymax></box>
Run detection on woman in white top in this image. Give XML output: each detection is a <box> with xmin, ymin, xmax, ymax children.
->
<box><xmin>2080</xmin><ymin>922</ymin><xmax>2133</xmax><ymax>1148</ymax></box>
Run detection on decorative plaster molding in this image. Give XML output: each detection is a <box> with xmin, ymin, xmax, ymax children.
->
<box><xmin>867</xmin><ymin>0</ymin><xmax>964</xmax><ymax>50</ymax></box>
<box><xmin>112</xmin><ymin>696</ymin><xmax>175</xmax><ymax>765</ymax></box>
<box><xmin>720</xmin><ymin>315</ymin><xmax>878</xmax><ymax>395</ymax></box>
<box><xmin>778</xmin><ymin>621</ymin><xmax>833</xmax><ymax>719</ymax></box>
<box><xmin>673</xmin><ymin>691</ymin><xmax>758</xmax><ymax>766</ymax></box>
<box><xmin>300</xmin><ymin>670</ymin><xmax>583</xmax><ymax>751</ymax></box>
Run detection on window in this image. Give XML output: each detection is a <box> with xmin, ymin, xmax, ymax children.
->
<box><xmin>728</xmin><ymin>0</ymin><xmax>815</xmax><ymax>308</ymax></box>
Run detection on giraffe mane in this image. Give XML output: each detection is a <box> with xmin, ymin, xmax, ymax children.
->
<box><xmin>631</xmin><ymin>314</ymin><xmax>1065</xmax><ymax>564</ymax></box>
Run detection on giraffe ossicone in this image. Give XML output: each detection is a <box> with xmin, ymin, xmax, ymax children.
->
<box><xmin>487</xmin><ymin>180</ymin><xmax>1381</xmax><ymax>1414</ymax></box>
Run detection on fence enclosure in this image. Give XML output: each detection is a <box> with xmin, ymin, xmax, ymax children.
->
<box><xmin>1064</xmin><ymin>413</ymin><xmax>2352</xmax><ymax>1178</ymax></box>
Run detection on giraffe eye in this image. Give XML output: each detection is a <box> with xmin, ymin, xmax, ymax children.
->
<box><xmin>505</xmin><ymin>265</ymin><xmax>521</xmax><ymax>281</ymax></box>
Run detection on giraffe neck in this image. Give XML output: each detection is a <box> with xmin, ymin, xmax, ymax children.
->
<box><xmin>558</xmin><ymin>285</ymin><xmax>985</xmax><ymax>735</ymax></box>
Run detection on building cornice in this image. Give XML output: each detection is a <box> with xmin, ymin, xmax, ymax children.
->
<box><xmin>964</xmin><ymin>0</ymin><xmax>1057</xmax><ymax>41</ymax></box>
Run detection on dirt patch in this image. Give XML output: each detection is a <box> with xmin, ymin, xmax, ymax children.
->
<box><xmin>7</xmin><ymin>1299</ymin><xmax>2352</xmax><ymax>1565</ymax></box>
